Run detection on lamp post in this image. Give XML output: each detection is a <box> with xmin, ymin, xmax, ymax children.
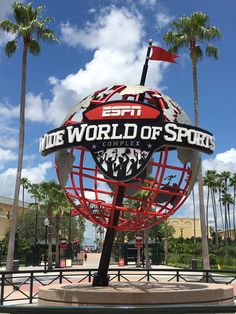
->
<box><xmin>33</xmin><ymin>201</ymin><xmax>39</xmax><ymax>266</ymax></box>
<box><xmin>58</xmin><ymin>229</ymin><xmax>61</xmax><ymax>267</ymax></box>
<box><xmin>44</xmin><ymin>217</ymin><xmax>49</xmax><ymax>272</ymax></box>
<box><xmin>68</xmin><ymin>210</ymin><xmax>72</xmax><ymax>259</ymax></box>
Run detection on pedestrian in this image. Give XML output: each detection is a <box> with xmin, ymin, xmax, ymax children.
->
<box><xmin>141</xmin><ymin>253</ymin><xmax>145</xmax><ymax>268</ymax></box>
<box><xmin>84</xmin><ymin>252</ymin><xmax>87</xmax><ymax>262</ymax></box>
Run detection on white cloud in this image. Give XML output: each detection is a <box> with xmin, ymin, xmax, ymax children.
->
<box><xmin>21</xmin><ymin>162</ymin><xmax>53</xmax><ymax>183</ymax></box>
<box><xmin>156</xmin><ymin>12</ymin><xmax>173</xmax><ymax>29</ymax></box>
<box><xmin>0</xmin><ymin>161</ymin><xmax>53</xmax><ymax>198</ymax></box>
<box><xmin>0</xmin><ymin>101</ymin><xmax>19</xmax><ymax>120</ymax></box>
<box><xmin>0</xmin><ymin>6</ymin><xmax>170</xmax><ymax>128</ymax></box>
<box><xmin>61</xmin><ymin>7</ymin><xmax>144</xmax><ymax>51</ymax></box>
<box><xmin>0</xmin><ymin>125</ymin><xmax>18</xmax><ymax>149</ymax></box>
<box><xmin>25</xmin><ymin>92</ymin><xmax>49</xmax><ymax>122</ymax></box>
<box><xmin>40</xmin><ymin>6</ymin><xmax>168</xmax><ymax>126</ymax></box>
<box><xmin>0</xmin><ymin>147</ymin><xmax>17</xmax><ymax>169</ymax></box>
<box><xmin>202</xmin><ymin>148</ymin><xmax>236</xmax><ymax>173</ymax></box>
<box><xmin>0</xmin><ymin>100</ymin><xmax>19</xmax><ymax>148</ymax></box>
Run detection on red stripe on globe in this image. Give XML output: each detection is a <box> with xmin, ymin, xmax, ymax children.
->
<box><xmin>53</xmin><ymin>84</ymin><xmax>211</xmax><ymax>231</ymax></box>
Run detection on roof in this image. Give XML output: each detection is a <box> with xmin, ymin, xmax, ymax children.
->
<box><xmin>0</xmin><ymin>195</ymin><xmax>30</xmax><ymax>208</ymax></box>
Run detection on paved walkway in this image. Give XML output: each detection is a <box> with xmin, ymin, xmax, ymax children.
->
<box><xmin>0</xmin><ymin>253</ymin><xmax>177</xmax><ymax>271</ymax></box>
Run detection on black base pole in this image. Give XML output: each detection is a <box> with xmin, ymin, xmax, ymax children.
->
<box><xmin>92</xmin><ymin>186</ymin><xmax>125</xmax><ymax>286</ymax></box>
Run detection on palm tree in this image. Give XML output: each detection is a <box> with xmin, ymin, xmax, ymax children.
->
<box><xmin>163</xmin><ymin>11</ymin><xmax>222</xmax><ymax>269</ymax></box>
<box><xmin>20</xmin><ymin>177</ymin><xmax>30</xmax><ymax>214</ymax></box>
<box><xmin>203</xmin><ymin>170</ymin><xmax>218</xmax><ymax>245</ymax></box>
<box><xmin>220</xmin><ymin>192</ymin><xmax>234</xmax><ymax>242</ymax></box>
<box><xmin>229</xmin><ymin>173</ymin><xmax>236</xmax><ymax>240</ymax></box>
<box><xmin>221</xmin><ymin>171</ymin><xmax>231</xmax><ymax>189</ymax></box>
<box><xmin>160</xmin><ymin>221</ymin><xmax>175</xmax><ymax>265</ymax></box>
<box><xmin>220</xmin><ymin>171</ymin><xmax>231</xmax><ymax>240</ymax></box>
<box><xmin>216</xmin><ymin>174</ymin><xmax>225</xmax><ymax>237</ymax></box>
<box><xmin>0</xmin><ymin>2</ymin><xmax>58</xmax><ymax>271</ymax></box>
<box><xmin>37</xmin><ymin>181</ymin><xmax>68</xmax><ymax>271</ymax></box>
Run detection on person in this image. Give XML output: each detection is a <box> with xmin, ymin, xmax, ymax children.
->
<box><xmin>141</xmin><ymin>253</ymin><xmax>145</xmax><ymax>268</ymax></box>
<box><xmin>84</xmin><ymin>253</ymin><xmax>87</xmax><ymax>262</ymax></box>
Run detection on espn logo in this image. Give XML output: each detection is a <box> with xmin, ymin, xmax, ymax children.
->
<box><xmin>102</xmin><ymin>105</ymin><xmax>142</xmax><ymax>117</ymax></box>
<box><xmin>84</xmin><ymin>102</ymin><xmax>160</xmax><ymax>120</ymax></box>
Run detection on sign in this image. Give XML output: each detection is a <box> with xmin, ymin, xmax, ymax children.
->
<box><xmin>60</xmin><ymin>239</ymin><xmax>68</xmax><ymax>249</ymax></box>
<box><xmin>135</xmin><ymin>233</ymin><xmax>143</xmax><ymax>248</ymax></box>
<box><xmin>118</xmin><ymin>258</ymin><xmax>125</xmax><ymax>267</ymax></box>
<box><xmin>40</xmin><ymin>100</ymin><xmax>215</xmax><ymax>182</ymax></box>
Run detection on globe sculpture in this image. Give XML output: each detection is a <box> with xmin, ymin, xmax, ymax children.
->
<box><xmin>40</xmin><ymin>83</ymin><xmax>214</xmax><ymax>286</ymax></box>
<box><xmin>50</xmin><ymin>84</ymin><xmax>213</xmax><ymax>231</ymax></box>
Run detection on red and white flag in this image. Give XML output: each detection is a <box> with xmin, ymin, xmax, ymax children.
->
<box><xmin>149</xmin><ymin>46</ymin><xmax>179</xmax><ymax>64</ymax></box>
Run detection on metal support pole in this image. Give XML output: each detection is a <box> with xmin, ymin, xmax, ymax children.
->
<box><xmin>140</xmin><ymin>40</ymin><xmax>153</xmax><ymax>86</ymax></box>
<box><xmin>34</xmin><ymin>201</ymin><xmax>39</xmax><ymax>265</ymax></box>
<box><xmin>44</xmin><ymin>225</ymin><xmax>48</xmax><ymax>272</ymax></box>
<box><xmin>92</xmin><ymin>186</ymin><xmax>125</xmax><ymax>286</ymax></box>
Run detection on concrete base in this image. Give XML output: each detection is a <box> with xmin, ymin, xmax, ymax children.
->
<box><xmin>38</xmin><ymin>282</ymin><xmax>234</xmax><ymax>306</ymax></box>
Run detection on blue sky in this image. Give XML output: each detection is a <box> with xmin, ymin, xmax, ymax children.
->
<box><xmin>0</xmin><ymin>0</ymin><xmax>236</xmax><ymax>243</ymax></box>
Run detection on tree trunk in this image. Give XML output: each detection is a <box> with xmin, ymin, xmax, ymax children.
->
<box><xmin>227</xmin><ymin>205</ymin><xmax>231</xmax><ymax>240</ymax></box>
<box><xmin>206</xmin><ymin>187</ymin><xmax>210</xmax><ymax>237</ymax></box>
<box><xmin>192</xmin><ymin>188</ymin><xmax>196</xmax><ymax>244</ymax></box>
<box><xmin>47</xmin><ymin>205</ymin><xmax>53</xmax><ymax>271</ymax></box>
<box><xmin>191</xmin><ymin>56</ymin><xmax>210</xmax><ymax>269</ymax></box>
<box><xmin>164</xmin><ymin>236</ymin><xmax>168</xmax><ymax>265</ymax></box>
<box><xmin>233</xmin><ymin>187</ymin><xmax>236</xmax><ymax>241</ymax></box>
<box><xmin>224</xmin><ymin>204</ymin><xmax>229</xmax><ymax>244</ymax></box>
<box><xmin>6</xmin><ymin>43</ymin><xmax>27</xmax><ymax>271</ymax></box>
<box><xmin>211</xmin><ymin>189</ymin><xmax>218</xmax><ymax>246</ymax></box>
<box><xmin>219</xmin><ymin>190</ymin><xmax>225</xmax><ymax>237</ymax></box>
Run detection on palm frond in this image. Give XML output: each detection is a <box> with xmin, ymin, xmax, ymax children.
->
<box><xmin>0</xmin><ymin>19</ymin><xmax>18</xmax><ymax>33</ymax></box>
<box><xmin>198</xmin><ymin>26</ymin><xmax>222</xmax><ymax>41</ymax></box>
<box><xmin>168</xmin><ymin>46</ymin><xmax>179</xmax><ymax>54</ymax></box>
<box><xmin>12</xmin><ymin>2</ymin><xmax>28</xmax><ymax>26</ymax></box>
<box><xmin>163</xmin><ymin>31</ymin><xmax>188</xmax><ymax>52</ymax></box>
<box><xmin>191</xmin><ymin>11</ymin><xmax>209</xmax><ymax>26</ymax></box>
<box><xmin>190</xmin><ymin>45</ymin><xmax>203</xmax><ymax>62</ymax></box>
<box><xmin>39</xmin><ymin>28</ymin><xmax>59</xmax><ymax>43</ymax></box>
<box><xmin>206</xmin><ymin>44</ymin><xmax>218</xmax><ymax>59</ymax></box>
<box><xmin>5</xmin><ymin>40</ymin><xmax>18</xmax><ymax>57</ymax></box>
<box><xmin>29</xmin><ymin>39</ymin><xmax>40</xmax><ymax>55</ymax></box>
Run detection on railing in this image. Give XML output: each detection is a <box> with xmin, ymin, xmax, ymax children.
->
<box><xmin>0</xmin><ymin>268</ymin><xmax>236</xmax><ymax>305</ymax></box>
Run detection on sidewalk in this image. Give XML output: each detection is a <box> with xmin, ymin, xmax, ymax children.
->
<box><xmin>0</xmin><ymin>253</ymin><xmax>178</xmax><ymax>272</ymax></box>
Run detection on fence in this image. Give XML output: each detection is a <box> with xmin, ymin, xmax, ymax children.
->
<box><xmin>1</xmin><ymin>268</ymin><xmax>236</xmax><ymax>306</ymax></box>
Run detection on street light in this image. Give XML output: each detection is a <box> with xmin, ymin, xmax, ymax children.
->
<box><xmin>58</xmin><ymin>229</ymin><xmax>61</xmax><ymax>268</ymax></box>
<box><xmin>44</xmin><ymin>217</ymin><xmax>49</xmax><ymax>272</ymax></box>
<box><xmin>68</xmin><ymin>210</ymin><xmax>72</xmax><ymax>259</ymax></box>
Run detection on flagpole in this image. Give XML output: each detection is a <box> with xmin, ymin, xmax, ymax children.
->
<box><xmin>140</xmin><ymin>39</ymin><xmax>153</xmax><ymax>86</ymax></box>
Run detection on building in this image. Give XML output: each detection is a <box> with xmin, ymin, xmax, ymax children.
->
<box><xmin>167</xmin><ymin>217</ymin><xmax>201</xmax><ymax>239</ymax></box>
<box><xmin>0</xmin><ymin>195</ymin><xmax>30</xmax><ymax>240</ymax></box>
<box><xmin>217</xmin><ymin>230</ymin><xmax>236</xmax><ymax>241</ymax></box>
